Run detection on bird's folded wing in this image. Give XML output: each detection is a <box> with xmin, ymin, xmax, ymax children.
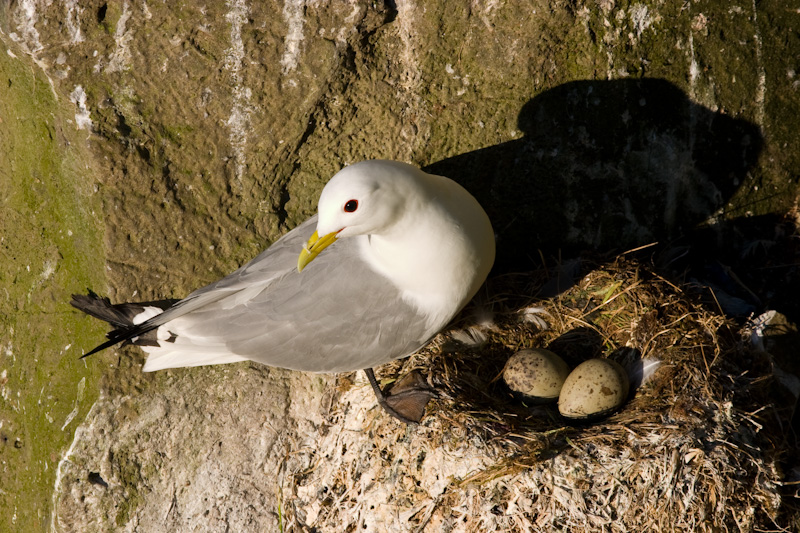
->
<box><xmin>150</xmin><ymin>231</ymin><xmax>435</xmax><ymax>372</ymax></box>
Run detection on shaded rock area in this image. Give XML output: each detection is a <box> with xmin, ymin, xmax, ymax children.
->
<box><xmin>1</xmin><ymin>0</ymin><xmax>798</xmax><ymax>531</ymax></box>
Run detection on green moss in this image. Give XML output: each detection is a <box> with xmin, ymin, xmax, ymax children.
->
<box><xmin>0</xmin><ymin>41</ymin><xmax>106</xmax><ymax>532</ymax></box>
<box><xmin>99</xmin><ymin>0</ymin><xmax>124</xmax><ymax>35</ymax></box>
<box><xmin>111</xmin><ymin>447</ymin><xmax>145</xmax><ymax>526</ymax></box>
<box><xmin>160</xmin><ymin>123</ymin><xmax>196</xmax><ymax>147</ymax></box>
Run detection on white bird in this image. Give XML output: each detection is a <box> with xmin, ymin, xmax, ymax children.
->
<box><xmin>72</xmin><ymin>160</ymin><xmax>495</xmax><ymax>423</ymax></box>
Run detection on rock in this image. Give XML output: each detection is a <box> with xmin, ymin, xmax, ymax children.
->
<box><xmin>1</xmin><ymin>0</ymin><xmax>798</xmax><ymax>531</ymax></box>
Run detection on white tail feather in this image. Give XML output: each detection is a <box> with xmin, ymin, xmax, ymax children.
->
<box><xmin>140</xmin><ymin>325</ymin><xmax>249</xmax><ymax>371</ymax></box>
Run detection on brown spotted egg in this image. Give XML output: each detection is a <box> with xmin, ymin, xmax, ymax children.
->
<box><xmin>558</xmin><ymin>358</ymin><xmax>630</xmax><ymax>420</ymax></box>
<box><xmin>502</xmin><ymin>348</ymin><xmax>571</xmax><ymax>403</ymax></box>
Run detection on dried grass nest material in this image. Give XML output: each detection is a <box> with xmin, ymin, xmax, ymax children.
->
<box><xmin>280</xmin><ymin>256</ymin><xmax>799</xmax><ymax>532</ymax></box>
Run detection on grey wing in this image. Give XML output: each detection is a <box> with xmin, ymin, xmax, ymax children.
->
<box><xmin>170</xmin><ymin>235</ymin><xmax>435</xmax><ymax>373</ymax></box>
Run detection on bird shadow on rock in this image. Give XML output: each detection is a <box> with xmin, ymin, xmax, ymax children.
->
<box><xmin>418</xmin><ymin>78</ymin><xmax>800</xmax><ymax>430</ymax></box>
<box><xmin>425</xmin><ymin>78</ymin><xmax>764</xmax><ymax>276</ymax></box>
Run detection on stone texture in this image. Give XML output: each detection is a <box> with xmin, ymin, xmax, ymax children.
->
<box><xmin>1</xmin><ymin>0</ymin><xmax>798</xmax><ymax>531</ymax></box>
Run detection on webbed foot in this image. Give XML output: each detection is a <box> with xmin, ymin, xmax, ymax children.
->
<box><xmin>364</xmin><ymin>368</ymin><xmax>437</xmax><ymax>424</ymax></box>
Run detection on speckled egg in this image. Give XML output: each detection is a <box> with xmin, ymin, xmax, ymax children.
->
<box><xmin>558</xmin><ymin>358</ymin><xmax>630</xmax><ymax>420</ymax></box>
<box><xmin>502</xmin><ymin>348</ymin><xmax>571</xmax><ymax>403</ymax></box>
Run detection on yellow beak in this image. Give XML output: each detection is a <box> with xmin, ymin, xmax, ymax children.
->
<box><xmin>297</xmin><ymin>230</ymin><xmax>339</xmax><ymax>272</ymax></box>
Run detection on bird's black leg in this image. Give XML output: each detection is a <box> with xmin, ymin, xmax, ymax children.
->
<box><xmin>363</xmin><ymin>368</ymin><xmax>437</xmax><ymax>424</ymax></box>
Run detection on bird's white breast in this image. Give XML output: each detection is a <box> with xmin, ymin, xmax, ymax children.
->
<box><xmin>358</xmin><ymin>175</ymin><xmax>495</xmax><ymax>329</ymax></box>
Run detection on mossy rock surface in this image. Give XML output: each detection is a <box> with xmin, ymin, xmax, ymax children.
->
<box><xmin>1</xmin><ymin>0</ymin><xmax>798</xmax><ymax>531</ymax></box>
<box><xmin>0</xmin><ymin>41</ymin><xmax>106</xmax><ymax>532</ymax></box>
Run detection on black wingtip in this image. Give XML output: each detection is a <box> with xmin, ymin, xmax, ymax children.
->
<box><xmin>72</xmin><ymin>290</ymin><xmax>177</xmax><ymax>360</ymax></box>
<box><xmin>73</xmin><ymin>291</ymin><xmax>125</xmax><ymax>358</ymax></box>
<box><xmin>79</xmin><ymin>327</ymin><xmax>133</xmax><ymax>358</ymax></box>
<box><xmin>72</xmin><ymin>291</ymin><xmax>143</xmax><ymax>359</ymax></box>
<box><xmin>80</xmin><ymin>339</ymin><xmax>117</xmax><ymax>359</ymax></box>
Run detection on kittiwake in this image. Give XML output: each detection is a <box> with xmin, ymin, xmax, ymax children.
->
<box><xmin>72</xmin><ymin>159</ymin><xmax>496</xmax><ymax>423</ymax></box>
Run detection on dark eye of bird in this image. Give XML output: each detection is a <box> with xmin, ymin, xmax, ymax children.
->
<box><xmin>344</xmin><ymin>199</ymin><xmax>358</xmax><ymax>212</ymax></box>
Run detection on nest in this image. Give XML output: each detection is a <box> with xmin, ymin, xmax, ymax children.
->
<box><xmin>278</xmin><ymin>255</ymin><xmax>799</xmax><ymax>532</ymax></box>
